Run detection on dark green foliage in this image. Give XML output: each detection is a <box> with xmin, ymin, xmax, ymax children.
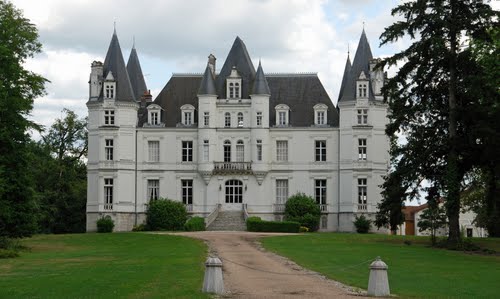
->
<box><xmin>299</xmin><ymin>226</ymin><xmax>309</xmax><ymax>233</ymax></box>
<box><xmin>132</xmin><ymin>224</ymin><xmax>146</xmax><ymax>232</ymax></box>
<box><xmin>0</xmin><ymin>249</ymin><xmax>19</xmax><ymax>259</ymax></box>
<box><xmin>0</xmin><ymin>1</ymin><xmax>47</xmax><ymax>239</ymax></box>
<box><xmin>377</xmin><ymin>0</ymin><xmax>498</xmax><ymax>243</ymax></box>
<box><xmin>284</xmin><ymin>193</ymin><xmax>321</xmax><ymax>231</ymax></box>
<box><xmin>146</xmin><ymin>198</ymin><xmax>187</xmax><ymax>231</ymax></box>
<box><xmin>353</xmin><ymin>215</ymin><xmax>372</xmax><ymax>234</ymax></box>
<box><xmin>418</xmin><ymin>187</ymin><xmax>447</xmax><ymax>245</ymax></box>
<box><xmin>184</xmin><ymin>217</ymin><xmax>206</xmax><ymax>231</ymax></box>
<box><xmin>246</xmin><ymin>217</ymin><xmax>300</xmax><ymax>233</ymax></box>
<box><xmin>96</xmin><ymin>217</ymin><xmax>114</xmax><ymax>233</ymax></box>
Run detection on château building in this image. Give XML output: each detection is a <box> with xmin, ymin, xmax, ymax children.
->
<box><xmin>86</xmin><ymin>29</ymin><xmax>389</xmax><ymax>232</ymax></box>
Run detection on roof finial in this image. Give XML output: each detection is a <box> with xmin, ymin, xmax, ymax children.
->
<box><xmin>133</xmin><ymin>35</ymin><xmax>135</xmax><ymax>49</ymax></box>
<box><xmin>113</xmin><ymin>20</ymin><xmax>117</xmax><ymax>34</ymax></box>
<box><xmin>348</xmin><ymin>43</ymin><xmax>350</xmax><ymax>57</ymax></box>
<box><xmin>362</xmin><ymin>21</ymin><xmax>365</xmax><ymax>32</ymax></box>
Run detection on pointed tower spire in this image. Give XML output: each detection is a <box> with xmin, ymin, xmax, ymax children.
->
<box><xmin>198</xmin><ymin>65</ymin><xmax>217</xmax><ymax>95</ymax></box>
<box><xmin>252</xmin><ymin>60</ymin><xmax>270</xmax><ymax>95</ymax></box>
<box><xmin>127</xmin><ymin>43</ymin><xmax>148</xmax><ymax>102</ymax></box>
<box><xmin>339</xmin><ymin>29</ymin><xmax>374</xmax><ymax>102</ymax></box>
<box><xmin>338</xmin><ymin>52</ymin><xmax>352</xmax><ymax>103</ymax></box>
<box><xmin>102</xmin><ymin>30</ymin><xmax>135</xmax><ymax>101</ymax></box>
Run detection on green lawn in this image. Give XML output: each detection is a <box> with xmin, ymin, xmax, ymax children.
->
<box><xmin>0</xmin><ymin>233</ymin><xmax>210</xmax><ymax>299</ymax></box>
<box><xmin>262</xmin><ymin>233</ymin><xmax>500</xmax><ymax>298</ymax></box>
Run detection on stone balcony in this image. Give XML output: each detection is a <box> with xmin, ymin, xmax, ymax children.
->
<box><xmin>273</xmin><ymin>203</ymin><xmax>329</xmax><ymax>213</ymax></box>
<box><xmin>212</xmin><ymin>162</ymin><xmax>252</xmax><ymax>175</ymax></box>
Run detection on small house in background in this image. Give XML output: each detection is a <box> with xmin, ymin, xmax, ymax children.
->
<box><xmin>398</xmin><ymin>203</ymin><xmax>487</xmax><ymax>237</ymax></box>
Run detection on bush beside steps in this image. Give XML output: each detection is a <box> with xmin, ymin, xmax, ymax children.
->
<box><xmin>246</xmin><ymin>216</ymin><xmax>300</xmax><ymax>233</ymax></box>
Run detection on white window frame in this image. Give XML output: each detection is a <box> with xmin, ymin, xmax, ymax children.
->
<box><xmin>147</xmin><ymin>104</ymin><xmax>162</xmax><ymax>126</ymax></box>
<box><xmin>147</xmin><ymin>179</ymin><xmax>159</xmax><ymax>202</ymax></box>
<box><xmin>276</xmin><ymin>140</ymin><xmax>288</xmax><ymax>162</ymax></box>
<box><xmin>256</xmin><ymin>112</ymin><xmax>262</xmax><ymax>126</ymax></box>
<box><xmin>237</xmin><ymin>112</ymin><xmax>244</xmax><ymax>127</ymax></box>
<box><xmin>181</xmin><ymin>179</ymin><xmax>193</xmax><ymax>205</ymax></box>
<box><xmin>223</xmin><ymin>140</ymin><xmax>231</xmax><ymax>162</ymax></box>
<box><xmin>105</xmin><ymin>139</ymin><xmax>113</xmax><ymax>161</ymax></box>
<box><xmin>224</xmin><ymin>112</ymin><xmax>231</xmax><ymax>127</ymax></box>
<box><xmin>203</xmin><ymin>112</ymin><xmax>210</xmax><ymax>127</ymax></box>
<box><xmin>104</xmin><ymin>178</ymin><xmax>113</xmax><ymax>210</ymax></box>
<box><xmin>236</xmin><ymin>140</ymin><xmax>244</xmax><ymax>162</ymax></box>
<box><xmin>182</xmin><ymin>140</ymin><xmax>193</xmax><ymax>162</ymax></box>
<box><xmin>275</xmin><ymin>104</ymin><xmax>290</xmax><ymax>126</ymax></box>
<box><xmin>180</xmin><ymin>104</ymin><xmax>195</xmax><ymax>126</ymax></box>
<box><xmin>315</xmin><ymin>140</ymin><xmax>326</xmax><ymax>162</ymax></box>
<box><xmin>358</xmin><ymin>138</ymin><xmax>367</xmax><ymax>161</ymax></box>
<box><xmin>315</xmin><ymin>179</ymin><xmax>327</xmax><ymax>205</ymax></box>
<box><xmin>203</xmin><ymin>140</ymin><xmax>209</xmax><ymax>162</ymax></box>
<box><xmin>313</xmin><ymin>104</ymin><xmax>328</xmax><ymax>126</ymax></box>
<box><xmin>256</xmin><ymin>139</ymin><xmax>262</xmax><ymax>161</ymax></box>
<box><xmin>104</xmin><ymin>82</ymin><xmax>115</xmax><ymax>100</ymax></box>
<box><xmin>358</xmin><ymin>82</ymin><xmax>368</xmax><ymax>98</ymax></box>
<box><xmin>276</xmin><ymin>179</ymin><xmax>289</xmax><ymax>204</ymax></box>
<box><xmin>104</xmin><ymin>110</ymin><xmax>115</xmax><ymax>125</ymax></box>
<box><xmin>357</xmin><ymin>109</ymin><xmax>368</xmax><ymax>125</ymax></box>
<box><xmin>148</xmin><ymin>140</ymin><xmax>160</xmax><ymax>162</ymax></box>
<box><xmin>358</xmin><ymin>178</ymin><xmax>367</xmax><ymax>204</ymax></box>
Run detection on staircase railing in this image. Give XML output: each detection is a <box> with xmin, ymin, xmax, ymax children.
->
<box><xmin>205</xmin><ymin>204</ymin><xmax>221</xmax><ymax>228</ymax></box>
<box><xmin>243</xmin><ymin>203</ymin><xmax>249</xmax><ymax>221</ymax></box>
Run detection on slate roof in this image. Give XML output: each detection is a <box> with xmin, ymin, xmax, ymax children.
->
<box><xmin>215</xmin><ymin>36</ymin><xmax>256</xmax><ymax>99</ymax></box>
<box><xmin>198</xmin><ymin>65</ymin><xmax>217</xmax><ymax>95</ymax></box>
<box><xmin>338</xmin><ymin>54</ymin><xmax>351</xmax><ymax>103</ymax></box>
<box><xmin>252</xmin><ymin>61</ymin><xmax>271</xmax><ymax>95</ymax></box>
<box><xmin>127</xmin><ymin>46</ymin><xmax>148</xmax><ymax>101</ymax></box>
<box><xmin>339</xmin><ymin>29</ymin><xmax>375</xmax><ymax>102</ymax></box>
<box><xmin>101</xmin><ymin>30</ymin><xmax>136</xmax><ymax>102</ymax></box>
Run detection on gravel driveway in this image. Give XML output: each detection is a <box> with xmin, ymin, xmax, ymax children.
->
<box><xmin>167</xmin><ymin>231</ymin><xmax>370</xmax><ymax>298</ymax></box>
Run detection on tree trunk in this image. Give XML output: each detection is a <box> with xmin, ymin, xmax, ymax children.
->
<box><xmin>446</xmin><ymin>0</ymin><xmax>461</xmax><ymax>245</ymax></box>
<box><xmin>486</xmin><ymin>164</ymin><xmax>500</xmax><ymax>237</ymax></box>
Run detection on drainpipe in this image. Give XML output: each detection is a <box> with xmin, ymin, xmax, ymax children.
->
<box><xmin>134</xmin><ymin>128</ymin><xmax>138</xmax><ymax>226</ymax></box>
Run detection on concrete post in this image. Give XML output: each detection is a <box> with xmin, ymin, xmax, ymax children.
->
<box><xmin>202</xmin><ymin>256</ymin><xmax>224</xmax><ymax>294</ymax></box>
<box><xmin>368</xmin><ymin>256</ymin><xmax>390</xmax><ymax>297</ymax></box>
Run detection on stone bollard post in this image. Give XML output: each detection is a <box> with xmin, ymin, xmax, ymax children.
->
<box><xmin>368</xmin><ymin>256</ymin><xmax>390</xmax><ymax>297</ymax></box>
<box><xmin>202</xmin><ymin>256</ymin><xmax>224</xmax><ymax>294</ymax></box>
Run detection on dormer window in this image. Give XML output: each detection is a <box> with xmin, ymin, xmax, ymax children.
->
<box><xmin>275</xmin><ymin>104</ymin><xmax>290</xmax><ymax>126</ymax></box>
<box><xmin>105</xmin><ymin>84</ymin><xmax>114</xmax><ymax>99</ymax></box>
<box><xmin>104</xmin><ymin>71</ymin><xmax>116</xmax><ymax>100</ymax></box>
<box><xmin>313</xmin><ymin>104</ymin><xmax>328</xmax><ymax>126</ymax></box>
<box><xmin>147</xmin><ymin>104</ymin><xmax>163</xmax><ymax>126</ymax></box>
<box><xmin>357</xmin><ymin>71</ymin><xmax>369</xmax><ymax>99</ymax></box>
<box><xmin>227</xmin><ymin>66</ymin><xmax>242</xmax><ymax>99</ymax></box>
<box><xmin>180</xmin><ymin>104</ymin><xmax>195</xmax><ymax>126</ymax></box>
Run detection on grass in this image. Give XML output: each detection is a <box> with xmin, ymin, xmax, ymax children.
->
<box><xmin>262</xmin><ymin>233</ymin><xmax>500</xmax><ymax>298</ymax></box>
<box><xmin>0</xmin><ymin>233</ymin><xmax>210</xmax><ymax>299</ymax></box>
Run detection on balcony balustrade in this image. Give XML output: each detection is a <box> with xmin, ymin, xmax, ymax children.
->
<box><xmin>213</xmin><ymin>162</ymin><xmax>252</xmax><ymax>175</ymax></box>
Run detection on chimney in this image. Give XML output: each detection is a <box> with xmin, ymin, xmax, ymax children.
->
<box><xmin>208</xmin><ymin>54</ymin><xmax>216</xmax><ymax>77</ymax></box>
<box><xmin>140</xmin><ymin>90</ymin><xmax>153</xmax><ymax>107</ymax></box>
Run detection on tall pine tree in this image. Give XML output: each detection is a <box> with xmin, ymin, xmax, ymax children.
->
<box><xmin>377</xmin><ymin>0</ymin><xmax>497</xmax><ymax>244</ymax></box>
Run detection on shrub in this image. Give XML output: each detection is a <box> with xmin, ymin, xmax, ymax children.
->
<box><xmin>299</xmin><ymin>226</ymin><xmax>309</xmax><ymax>233</ymax></box>
<box><xmin>353</xmin><ymin>215</ymin><xmax>372</xmax><ymax>233</ymax></box>
<box><xmin>246</xmin><ymin>217</ymin><xmax>300</xmax><ymax>233</ymax></box>
<box><xmin>185</xmin><ymin>217</ymin><xmax>206</xmax><ymax>231</ymax></box>
<box><xmin>132</xmin><ymin>223</ymin><xmax>146</xmax><ymax>232</ymax></box>
<box><xmin>0</xmin><ymin>249</ymin><xmax>19</xmax><ymax>259</ymax></box>
<box><xmin>284</xmin><ymin>193</ymin><xmax>321</xmax><ymax>231</ymax></box>
<box><xmin>146</xmin><ymin>198</ymin><xmax>187</xmax><ymax>231</ymax></box>
<box><xmin>96</xmin><ymin>217</ymin><xmax>114</xmax><ymax>233</ymax></box>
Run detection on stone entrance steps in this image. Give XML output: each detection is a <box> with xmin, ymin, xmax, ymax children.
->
<box><xmin>207</xmin><ymin>211</ymin><xmax>247</xmax><ymax>231</ymax></box>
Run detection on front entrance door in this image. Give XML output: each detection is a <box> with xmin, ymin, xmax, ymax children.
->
<box><xmin>224</xmin><ymin>179</ymin><xmax>243</xmax><ymax>211</ymax></box>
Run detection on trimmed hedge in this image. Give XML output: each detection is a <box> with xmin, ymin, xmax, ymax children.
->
<box><xmin>184</xmin><ymin>216</ymin><xmax>206</xmax><ymax>231</ymax></box>
<box><xmin>246</xmin><ymin>217</ymin><xmax>300</xmax><ymax>233</ymax></box>
<box><xmin>146</xmin><ymin>198</ymin><xmax>187</xmax><ymax>231</ymax></box>
<box><xmin>284</xmin><ymin>193</ymin><xmax>321</xmax><ymax>231</ymax></box>
<box><xmin>96</xmin><ymin>217</ymin><xmax>114</xmax><ymax>233</ymax></box>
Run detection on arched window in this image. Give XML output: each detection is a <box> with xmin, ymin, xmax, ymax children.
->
<box><xmin>223</xmin><ymin>140</ymin><xmax>231</xmax><ymax>162</ymax></box>
<box><xmin>234</xmin><ymin>82</ymin><xmax>240</xmax><ymax>98</ymax></box>
<box><xmin>224</xmin><ymin>112</ymin><xmax>231</xmax><ymax>127</ymax></box>
<box><xmin>229</xmin><ymin>83</ymin><xmax>234</xmax><ymax>98</ymax></box>
<box><xmin>362</xmin><ymin>84</ymin><xmax>367</xmax><ymax>98</ymax></box>
<box><xmin>237</xmin><ymin>112</ymin><xmax>243</xmax><ymax>127</ymax></box>
<box><xmin>236</xmin><ymin>140</ymin><xmax>244</xmax><ymax>162</ymax></box>
<box><xmin>225</xmin><ymin>180</ymin><xmax>243</xmax><ymax>203</ymax></box>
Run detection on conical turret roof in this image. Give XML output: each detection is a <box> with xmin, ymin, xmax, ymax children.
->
<box><xmin>127</xmin><ymin>45</ymin><xmax>148</xmax><ymax>102</ymax></box>
<box><xmin>338</xmin><ymin>53</ymin><xmax>351</xmax><ymax>102</ymax></box>
<box><xmin>102</xmin><ymin>30</ymin><xmax>136</xmax><ymax>101</ymax></box>
<box><xmin>198</xmin><ymin>65</ymin><xmax>217</xmax><ymax>95</ymax></box>
<box><xmin>252</xmin><ymin>61</ymin><xmax>270</xmax><ymax>95</ymax></box>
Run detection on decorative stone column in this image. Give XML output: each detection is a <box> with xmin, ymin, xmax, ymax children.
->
<box><xmin>202</xmin><ymin>256</ymin><xmax>224</xmax><ymax>294</ymax></box>
<box><xmin>368</xmin><ymin>256</ymin><xmax>390</xmax><ymax>296</ymax></box>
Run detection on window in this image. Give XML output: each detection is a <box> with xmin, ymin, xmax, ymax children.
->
<box><xmin>315</xmin><ymin>179</ymin><xmax>327</xmax><ymax>205</ymax></box>
<box><xmin>105</xmin><ymin>139</ymin><xmax>113</xmax><ymax>161</ymax></box>
<box><xmin>225</xmin><ymin>180</ymin><xmax>243</xmax><ymax>203</ymax></box>
<box><xmin>256</xmin><ymin>139</ymin><xmax>262</xmax><ymax>161</ymax></box>
<box><xmin>317</xmin><ymin>111</ymin><xmax>325</xmax><ymax>125</ymax></box>
<box><xmin>182</xmin><ymin>180</ymin><xmax>193</xmax><ymax>205</ymax></box>
<box><xmin>147</xmin><ymin>179</ymin><xmax>159</xmax><ymax>201</ymax></box>
<box><xmin>358</xmin><ymin>178</ymin><xmax>367</xmax><ymax>205</ymax></box>
<box><xmin>358</xmin><ymin>139</ymin><xmax>367</xmax><ymax>161</ymax></box>
<box><xmin>236</xmin><ymin>140</ymin><xmax>244</xmax><ymax>162</ymax></box>
<box><xmin>275</xmin><ymin>104</ymin><xmax>290</xmax><ymax>126</ymax></box>
<box><xmin>315</xmin><ymin>140</ymin><xmax>326</xmax><ymax>162</ymax></box>
<box><xmin>278</xmin><ymin>112</ymin><xmax>287</xmax><ymax>125</ymax></box>
<box><xmin>203</xmin><ymin>140</ymin><xmax>209</xmax><ymax>162</ymax></box>
<box><xmin>151</xmin><ymin>111</ymin><xmax>159</xmax><ymax>125</ymax></box>
<box><xmin>237</xmin><ymin>112</ymin><xmax>243</xmax><ymax>127</ymax></box>
<box><xmin>203</xmin><ymin>112</ymin><xmax>210</xmax><ymax>127</ymax></box>
<box><xmin>105</xmin><ymin>84</ymin><xmax>115</xmax><ymax>99</ymax></box>
<box><xmin>235</xmin><ymin>82</ymin><xmax>240</xmax><ymax>98</ymax></box>
<box><xmin>224</xmin><ymin>112</ymin><xmax>231</xmax><ymax>127</ymax></box>
<box><xmin>104</xmin><ymin>178</ymin><xmax>113</xmax><ymax>210</ymax></box>
<box><xmin>357</xmin><ymin>109</ymin><xmax>368</xmax><ymax>125</ymax></box>
<box><xmin>223</xmin><ymin>140</ymin><xmax>231</xmax><ymax>162</ymax></box>
<box><xmin>229</xmin><ymin>82</ymin><xmax>234</xmax><ymax>98</ymax></box>
<box><xmin>276</xmin><ymin>140</ymin><xmax>288</xmax><ymax>161</ymax></box>
<box><xmin>358</xmin><ymin>83</ymin><xmax>368</xmax><ymax>98</ymax></box>
<box><xmin>104</xmin><ymin>110</ymin><xmax>114</xmax><ymax>125</ymax></box>
<box><xmin>256</xmin><ymin>112</ymin><xmax>262</xmax><ymax>126</ymax></box>
<box><xmin>276</xmin><ymin>179</ymin><xmax>288</xmax><ymax>204</ymax></box>
<box><xmin>184</xmin><ymin>112</ymin><xmax>192</xmax><ymax>125</ymax></box>
<box><xmin>182</xmin><ymin>141</ymin><xmax>193</xmax><ymax>162</ymax></box>
<box><xmin>148</xmin><ymin>141</ymin><xmax>159</xmax><ymax>162</ymax></box>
